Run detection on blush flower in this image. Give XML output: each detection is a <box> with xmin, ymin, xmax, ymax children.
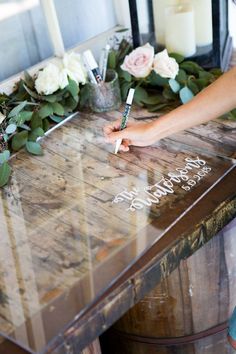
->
<box><xmin>153</xmin><ymin>49</ymin><xmax>179</xmax><ymax>79</ymax></box>
<box><xmin>121</xmin><ymin>43</ymin><xmax>154</xmax><ymax>78</ymax></box>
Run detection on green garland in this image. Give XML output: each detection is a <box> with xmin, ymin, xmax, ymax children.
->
<box><xmin>108</xmin><ymin>38</ymin><xmax>236</xmax><ymax>118</ymax></box>
<box><xmin>0</xmin><ymin>71</ymin><xmax>80</xmax><ymax>187</ymax></box>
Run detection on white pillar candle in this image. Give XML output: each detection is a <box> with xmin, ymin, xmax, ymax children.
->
<box><xmin>192</xmin><ymin>0</ymin><xmax>213</xmax><ymax>46</ymax></box>
<box><xmin>165</xmin><ymin>4</ymin><xmax>196</xmax><ymax>57</ymax></box>
<box><xmin>136</xmin><ymin>0</ymin><xmax>149</xmax><ymax>34</ymax></box>
<box><xmin>152</xmin><ymin>0</ymin><xmax>180</xmax><ymax>45</ymax></box>
<box><xmin>40</xmin><ymin>0</ymin><xmax>65</xmax><ymax>57</ymax></box>
<box><xmin>113</xmin><ymin>0</ymin><xmax>131</xmax><ymax>29</ymax></box>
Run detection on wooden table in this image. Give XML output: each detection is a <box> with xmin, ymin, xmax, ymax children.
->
<box><xmin>0</xmin><ymin>102</ymin><xmax>236</xmax><ymax>353</ymax></box>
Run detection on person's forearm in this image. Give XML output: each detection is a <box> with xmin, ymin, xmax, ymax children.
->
<box><xmin>153</xmin><ymin>67</ymin><xmax>236</xmax><ymax>139</ymax></box>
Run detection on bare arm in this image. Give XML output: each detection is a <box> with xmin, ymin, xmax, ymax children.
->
<box><xmin>104</xmin><ymin>67</ymin><xmax>236</xmax><ymax>151</ymax></box>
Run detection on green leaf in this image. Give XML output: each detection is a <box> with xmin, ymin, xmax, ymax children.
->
<box><xmin>42</xmin><ymin>94</ymin><xmax>57</xmax><ymax>103</ymax></box>
<box><xmin>28</xmin><ymin>127</ymin><xmax>44</xmax><ymax>142</ymax></box>
<box><xmin>79</xmin><ymin>85</ymin><xmax>90</xmax><ymax>108</ymax></box>
<box><xmin>194</xmin><ymin>78</ymin><xmax>209</xmax><ymax>90</ymax></box>
<box><xmin>26</xmin><ymin>141</ymin><xmax>43</xmax><ymax>155</ymax></box>
<box><xmin>163</xmin><ymin>86</ymin><xmax>177</xmax><ymax>100</ymax></box>
<box><xmin>18</xmin><ymin>124</ymin><xmax>31</xmax><ymax>131</ymax></box>
<box><xmin>51</xmin><ymin>102</ymin><xmax>64</xmax><ymax>116</ymax></box>
<box><xmin>11</xmin><ymin>130</ymin><xmax>28</xmax><ymax>151</ymax></box>
<box><xmin>133</xmin><ymin>86</ymin><xmax>148</xmax><ymax>106</ymax></box>
<box><xmin>38</xmin><ymin>104</ymin><xmax>54</xmax><ymax>119</ymax></box>
<box><xmin>147</xmin><ymin>71</ymin><xmax>168</xmax><ymax>87</ymax></box>
<box><xmin>65</xmin><ymin>97</ymin><xmax>78</xmax><ymax>111</ymax></box>
<box><xmin>198</xmin><ymin>70</ymin><xmax>214</xmax><ymax>81</ymax></box>
<box><xmin>0</xmin><ymin>162</ymin><xmax>11</xmax><ymax>187</ymax></box>
<box><xmin>180</xmin><ymin>61</ymin><xmax>203</xmax><ymax>75</ymax></box>
<box><xmin>43</xmin><ymin>118</ymin><xmax>50</xmax><ymax>132</ymax></box>
<box><xmin>120</xmin><ymin>81</ymin><xmax>132</xmax><ymax>101</ymax></box>
<box><xmin>118</xmin><ymin>68</ymin><xmax>132</xmax><ymax>82</ymax></box>
<box><xmin>49</xmin><ymin>115</ymin><xmax>64</xmax><ymax>124</ymax></box>
<box><xmin>175</xmin><ymin>69</ymin><xmax>187</xmax><ymax>84</ymax></box>
<box><xmin>16</xmin><ymin>110</ymin><xmax>33</xmax><ymax>124</ymax></box>
<box><xmin>24</xmin><ymin>71</ymin><xmax>34</xmax><ymax>89</ymax></box>
<box><xmin>6</xmin><ymin>124</ymin><xmax>17</xmax><ymax>134</ymax></box>
<box><xmin>169</xmin><ymin>79</ymin><xmax>181</xmax><ymax>93</ymax></box>
<box><xmin>0</xmin><ymin>150</ymin><xmax>10</xmax><ymax>164</ymax></box>
<box><xmin>67</xmin><ymin>78</ymin><xmax>79</xmax><ymax>98</ymax></box>
<box><xmin>108</xmin><ymin>50</ymin><xmax>117</xmax><ymax>69</ymax></box>
<box><xmin>179</xmin><ymin>86</ymin><xmax>194</xmax><ymax>104</ymax></box>
<box><xmin>30</xmin><ymin>112</ymin><xmax>42</xmax><ymax>130</ymax></box>
<box><xmin>8</xmin><ymin>101</ymin><xmax>28</xmax><ymax>118</ymax></box>
<box><xmin>140</xmin><ymin>95</ymin><xmax>164</xmax><ymax>105</ymax></box>
<box><xmin>187</xmin><ymin>79</ymin><xmax>199</xmax><ymax>95</ymax></box>
<box><xmin>169</xmin><ymin>52</ymin><xmax>185</xmax><ymax>63</ymax></box>
<box><xmin>23</xmin><ymin>84</ymin><xmax>41</xmax><ymax>100</ymax></box>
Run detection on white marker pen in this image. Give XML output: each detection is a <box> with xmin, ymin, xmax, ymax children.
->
<box><xmin>83</xmin><ymin>49</ymin><xmax>103</xmax><ymax>84</ymax></box>
<box><xmin>115</xmin><ymin>88</ymin><xmax>135</xmax><ymax>154</ymax></box>
<box><xmin>99</xmin><ymin>44</ymin><xmax>110</xmax><ymax>81</ymax></box>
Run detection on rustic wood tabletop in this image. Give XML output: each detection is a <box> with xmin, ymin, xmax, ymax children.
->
<box><xmin>0</xmin><ymin>51</ymin><xmax>236</xmax><ymax>354</ymax></box>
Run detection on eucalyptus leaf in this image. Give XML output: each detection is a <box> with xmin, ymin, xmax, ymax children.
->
<box><xmin>118</xmin><ymin>68</ymin><xmax>132</xmax><ymax>82</ymax></box>
<box><xmin>42</xmin><ymin>94</ymin><xmax>57</xmax><ymax>103</ymax></box>
<box><xmin>0</xmin><ymin>150</ymin><xmax>10</xmax><ymax>164</ymax></box>
<box><xmin>147</xmin><ymin>71</ymin><xmax>168</xmax><ymax>87</ymax></box>
<box><xmin>169</xmin><ymin>52</ymin><xmax>185</xmax><ymax>64</ymax></box>
<box><xmin>38</xmin><ymin>104</ymin><xmax>54</xmax><ymax>119</ymax></box>
<box><xmin>0</xmin><ymin>162</ymin><xmax>11</xmax><ymax>187</ymax></box>
<box><xmin>67</xmin><ymin>78</ymin><xmax>79</xmax><ymax>98</ymax></box>
<box><xmin>198</xmin><ymin>70</ymin><xmax>214</xmax><ymax>81</ymax></box>
<box><xmin>49</xmin><ymin>115</ymin><xmax>64</xmax><ymax>124</ymax></box>
<box><xmin>175</xmin><ymin>69</ymin><xmax>187</xmax><ymax>84</ymax></box>
<box><xmin>29</xmin><ymin>127</ymin><xmax>44</xmax><ymax>142</ymax></box>
<box><xmin>16</xmin><ymin>110</ymin><xmax>33</xmax><ymax>124</ymax></box>
<box><xmin>163</xmin><ymin>86</ymin><xmax>177</xmax><ymax>100</ymax></box>
<box><xmin>51</xmin><ymin>102</ymin><xmax>64</xmax><ymax>116</ymax></box>
<box><xmin>18</xmin><ymin>124</ymin><xmax>31</xmax><ymax>131</ymax></box>
<box><xmin>11</xmin><ymin>130</ymin><xmax>28</xmax><ymax>151</ymax></box>
<box><xmin>140</xmin><ymin>95</ymin><xmax>164</xmax><ymax>105</ymax></box>
<box><xmin>6</xmin><ymin>123</ymin><xmax>17</xmax><ymax>134</ymax></box>
<box><xmin>120</xmin><ymin>81</ymin><xmax>132</xmax><ymax>101</ymax></box>
<box><xmin>169</xmin><ymin>79</ymin><xmax>181</xmax><ymax>93</ymax></box>
<box><xmin>43</xmin><ymin>118</ymin><xmax>50</xmax><ymax>132</ymax></box>
<box><xmin>26</xmin><ymin>141</ymin><xmax>43</xmax><ymax>155</ymax></box>
<box><xmin>134</xmin><ymin>87</ymin><xmax>148</xmax><ymax>106</ymax></box>
<box><xmin>23</xmin><ymin>84</ymin><xmax>41</xmax><ymax>100</ymax></box>
<box><xmin>24</xmin><ymin>71</ymin><xmax>34</xmax><ymax>89</ymax></box>
<box><xmin>179</xmin><ymin>86</ymin><xmax>194</xmax><ymax>104</ymax></box>
<box><xmin>180</xmin><ymin>61</ymin><xmax>203</xmax><ymax>75</ymax></box>
<box><xmin>30</xmin><ymin>112</ymin><xmax>43</xmax><ymax>130</ymax></box>
<box><xmin>8</xmin><ymin>101</ymin><xmax>28</xmax><ymax>118</ymax></box>
<box><xmin>108</xmin><ymin>50</ymin><xmax>117</xmax><ymax>69</ymax></box>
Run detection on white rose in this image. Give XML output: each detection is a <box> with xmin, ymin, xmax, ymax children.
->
<box><xmin>153</xmin><ymin>49</ymin><xmax>179</xmax><ymax>79</ymax></box>
<box><xmin>0</xmin><ymin>112</ymin><xmax>6</xmax><ymax>124</ymax></box>
<box><xmin>62</xmin><ymin>52</ymin><xmax>87</xmax><ymax>84</ymax></box>
<box><xmin>35</xmin><ymin>63</ymin><xmax>65</xmax><ymax>95</ymax></box>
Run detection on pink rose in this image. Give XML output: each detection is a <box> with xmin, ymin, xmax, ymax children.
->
<box><xmin>121</xmin><ymin>43</ymin><xmax>154</xmax><ymax>78</ymax></box>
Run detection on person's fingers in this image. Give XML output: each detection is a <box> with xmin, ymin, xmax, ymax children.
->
<box><xmin>106</xmin><ymin>129</ymin><xmax>132</xmax><ymax>143</ymax></box>
<box><xmin>103</xmin><ymin>120</ymin><xmax>121</xmax><ymax>136</ymax></box>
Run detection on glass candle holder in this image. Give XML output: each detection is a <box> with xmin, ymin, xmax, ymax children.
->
<box><xmin>87</xmin><ymin>69</ymin><xmax>121</xmax><ymax>113</ymax></box>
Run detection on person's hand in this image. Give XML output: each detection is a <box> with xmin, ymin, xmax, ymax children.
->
<box><xmin>103</xmin><ymin>119</ymin><xmax>158</xmax><ymax>152</ymax></box>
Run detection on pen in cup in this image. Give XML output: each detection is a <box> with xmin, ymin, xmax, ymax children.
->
<box><xmin>83</xmin><ymin>49</ymin><xmax>103</xmax><ymax>84</ymax></box>
<box><xmin>114</xmin><ymin>88</ymin><xmax>135</xmax><ymax>154</ymax></box>
<box><xmin>99</xmin><ymin>44</ymin><xmax>110</xmax><ymax>81</ymax></box>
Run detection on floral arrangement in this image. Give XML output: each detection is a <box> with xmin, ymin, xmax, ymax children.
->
<box><xmin>108</xmin><ymin>39</ymin><xmax>235</xmax><ymax>115</ymax></box>
<box><xmin>0</xmin><ymin>52</ymin><xmax>87</xmax><ymax>187</ymax></box>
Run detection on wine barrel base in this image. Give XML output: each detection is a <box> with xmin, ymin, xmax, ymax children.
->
<box><xmin>101</xmin><ymin>328</ymin><xmax>234</xmax><ymax>354</ymax></box>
